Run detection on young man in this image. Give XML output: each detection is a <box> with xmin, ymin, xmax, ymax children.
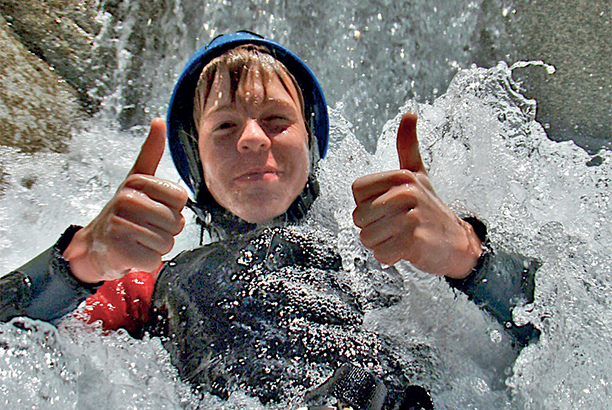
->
<box><xmin>1</xmin><ymin>32</ymin><xmax>539</xmax><ymax>409</ymax></box>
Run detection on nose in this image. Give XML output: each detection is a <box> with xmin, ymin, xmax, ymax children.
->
<box><xmin>237</xmin><ymin>119</ymin><xmax>271</xmax><ymax>153</ymax></box>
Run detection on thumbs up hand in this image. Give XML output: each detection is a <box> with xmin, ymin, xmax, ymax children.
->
<box><xmin>352</xmin><ymin>113</ymin><xmax>482</xmax><ymax>279</ymax></box>
<box><xmin>63</xmin><ymin>118</ymin><xmax>189</xmax><ymax>283</ymax></box>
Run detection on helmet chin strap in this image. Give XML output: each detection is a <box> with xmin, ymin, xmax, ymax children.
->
<box><xmin>186</xmin><ymin>173</ymin><xmax>320</xmax><ymax>243</ymax></box>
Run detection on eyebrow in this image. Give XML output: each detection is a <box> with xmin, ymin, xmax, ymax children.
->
<box><xmin>204</xmin><ymin>97</ymin><xmax>298</xmax><ymax>116</ymax></box>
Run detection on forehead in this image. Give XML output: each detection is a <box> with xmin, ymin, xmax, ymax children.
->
<box><xmin>204</xmin><ymin>65</ymin><xmax>302</xmax><ymax>110</ymax></box>
<box><xmin>193</xmin><ymin>46</ymin><xmax>306</xmax><ymax>126</ymax></box>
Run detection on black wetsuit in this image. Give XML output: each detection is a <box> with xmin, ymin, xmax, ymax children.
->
<box><xmin>1</xmin><ymin>223</ymin><xmax>540</xmax><ymax>409</ymax></box>
<box><xmin>0</xmin><ymin>226</ymin><xmax>101</xmax><ymax>324</ymax></box>
<box><xmin>146</xmin><ymin>224</ymin><xmax>539</xmax><ymax>409</ymax></box>
<box><xmin>148</xmin><ymin>226</ymin><xmax>430</xmax><ymax>407</ymax></box>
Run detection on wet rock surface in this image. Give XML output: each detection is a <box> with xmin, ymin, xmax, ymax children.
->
<box><xmin>507</xmin><ymin>0</ymin><xmax>610</xmax><ymax>152</ymax></box>
<box><xmin>0</xmin><ymin>0</ymin><xmax>102</xmax><ymax>108</ymax></box>
<box><xmin>453</xmin><ymin>0</ymin><xmax>610</xmax><ymax>153</ymax></box>
<box><xmin>0</xmin><ymin>14</ymin><xmax>80</xmax><ymax>153</ymax></box>
<box><xmin>0</xmin><ymin>0</ymin><xmax>609</xmax><ymax>154</ymax></box>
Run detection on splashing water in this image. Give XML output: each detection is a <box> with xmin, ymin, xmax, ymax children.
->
<box><xmin>0</xmin><ymin>318</ymin><xmax>195</xmax><ymax>409</ymax></box>
<box><xmin>1</xmin><ymin>0</ymin><xmax>611</xmax><ymax>409</ymax></box>
<box><xmin>2</xmin><ymin>60</ymin><xmax>610</xmax><ymax>410</ymax></box>
<box><xmin>314</xmin><ymin>61</ymin><xmax>612</xmax><ymax>409</ymax></box>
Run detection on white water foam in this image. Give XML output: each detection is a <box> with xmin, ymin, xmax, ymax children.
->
<box><xmin>2</xmin><ymin>61</ymin><xmax>610</xmax><ymax>408</ymax></box>
<box><xmin>1</xmin><ymin>0</ymin><xmax>611</xmax><ymax>406</ymax></box>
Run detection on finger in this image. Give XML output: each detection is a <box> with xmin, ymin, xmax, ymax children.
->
<box><xmin>108</xmin><ymin>217</ymin><xmax>172</xmax><ymax>269</ymax></box>
<box><xmin>124</xmin><ymin>174</ymin><xmax>188</xmax><ymax>211</ymax></box>
<box><xmin>114</xmin><ymin>187</ymin><xmax>186</xmax><ymax>235</ymax></box>
<box><xmin>353</xmin><ymin>184</ymin><xmax>418</xmax><ymax>228</ymax></box>
<box><xmin>370</xmin><ymin>237</ymin><xmax>405</xmax><ymax>266</ymax></box>
<box><xmin>397</xmin><ymin>112</ymin><xmax>426</xmax><ymax>173</ymax></box>
<box><xmin>359</xmin><ymin>210</ymin><xmax>413</xmax><ymax>250</ymax></box>
<box><xmin>112</xmin><ymin>218</ymin><xmax>175</xmax><ymax>256</ymax></box>
<box><xmin>103</xmin><ymin>217</ymin><xmax>166</xmax><ymax>273</ymax></box>
<box><xmin>352</xmin><ymin>170</ymin><xmax>418</xmax><ymax>204</ymax></box>
<box><xmin>129</xmin><ymin>118</ymin><xmax>167</xmax><ymax>177</ymax></box>
<box><xmin>131</xmin><ymin>221</ymin><xmax>176</xmax><ymax>256</ymax></box>
<box><xmin>359</xmin><ymin>218</ymin><xmax>394</xmax><ymax>250</ymax></box>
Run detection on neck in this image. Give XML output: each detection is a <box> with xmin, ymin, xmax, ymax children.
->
<box><xmin>189</xmin><ymin>174</ymin><xmax>320</xmax><ymax>243</ymax></box>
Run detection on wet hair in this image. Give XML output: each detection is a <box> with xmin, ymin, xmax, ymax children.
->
<box><xmin>193</xmin><ymin>44</ymin><xmax>307</xmax><ymax>139</ymax></box>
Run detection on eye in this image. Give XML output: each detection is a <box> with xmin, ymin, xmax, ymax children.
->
<box><xmin>215</xmin><ymin>121</ymin><xmax>237</xmax><ymax>131</ymax></box>
<box><xmin>264</xmin><ymin>115</ymin><xmax>289</xmax><ymax>122</ymax></box>
<box><xmin>262</xmin><ymin>115</ymin><xmax>292</xmax><ymax>134</ymax></box>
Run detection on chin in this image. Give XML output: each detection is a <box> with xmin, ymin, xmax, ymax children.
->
<box><xmin>228</xmin><ymin>189</ymin><xmax>300</xmax><ymax>224</ymax></box>
<box><xmin>233</xmin><ymin>200</ymin><xmax>293</xmax><ymax>224</ymax></box>
<box><xmin>237</xmin><ymin>212</ymin><xmax>283</xmax><ymax>224</ymax></box>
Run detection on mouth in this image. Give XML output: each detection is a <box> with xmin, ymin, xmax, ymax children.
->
<box><xmin>236</xmin><ymin>167</ymin><xmax>280</xmax><ymax>182</ymax></box>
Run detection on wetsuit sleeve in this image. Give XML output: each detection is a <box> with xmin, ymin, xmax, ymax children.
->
<box><xmin>79</xmin><ymin>269</ymin><xmax>158</xmax><ymax>336</ymax></box>
<box><xmin>0</xmin><ymin>225</ymin><xmax>102</xmax><ymax>323</ymax></box>
<box><xmin>446</xmin><ymin>217</ymin><xmax>541</xmax><ymax>348</ymax></box>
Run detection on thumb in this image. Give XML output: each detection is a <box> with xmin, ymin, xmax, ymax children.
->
<box><xmin>397</xmin><ymin>112</ymin><xmax>426</xmax><ymax>173</ymax></box>
<box><xmin>129</xmin><ymin>118</ymin><xmax>167</xmax><ymax>176</ymax></box>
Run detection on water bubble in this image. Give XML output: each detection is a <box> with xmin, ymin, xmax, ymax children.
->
<box><xmin>489</xmin><ymin>329</ymin><xmax>503</xmax><ymax>344</ymax></box>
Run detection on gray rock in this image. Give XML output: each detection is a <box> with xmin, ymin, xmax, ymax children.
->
<box><xmin>496</xmin><ymin>0</ymin><xmax>610</xmax><ymax>153</ymax></box>
<box><xmin>0</xmin><ymin>14</ymin><xmax>80</xmax><ymax>153</ymax></box>
<box><xmin>0</xmin><ymin>0</ymin><xmax>102</xmax><ymax>109</ymax></box>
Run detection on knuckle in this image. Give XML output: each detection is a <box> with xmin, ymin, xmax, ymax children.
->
<box><xmin>351</xmin><ymin>176</ymin><xmax>374</xmax><ymax>198</ymax></box>
<box><xmin>175</xmin><ymin>187</ymin><xmax>189</xmax><ymax>206</ymax></box>
<box><xmin>359</xmin><ymin>230</ymin><xmax>369</xmax><ymax>246</ymax></box>
<box><xmin>403</xmin><ymin>209</ymin><xmax>419</xmax><ymax>225</ymax></box>
<box><xmin>394</xmin><ymin>169</ymin><xmax>417</xmax><ymax>183</ymax></box>
<box><xmin>352</xmin><ymin>208</ymin><xmax>364</xmax><ymax>227</ymax></box>
<box><xmin>395</xmin><ymin>185</ymin><xmax>415</xmax><ymax>201</ymax></box>
<box><xmin>123</xmin><ymin>174</ymin><xmax>147</xmax><ymax>189</ymax></box>
<box><xmin>161</xmin><ymin>179</ymin><xmax>185</xmax><ymax>194</ymax></box>
<box><xmin>175</xmin><ymin>215</ymin><xmax>186</xmax><ymax>234</ymax></box>
<box><xmin>373</xmin><ymin>250</ymin><xmax>394</xmax><ymax>266</ymax></box>
<box><xmin>107</xmin><ymin>215</ymin><xmax>129</xmax><ymax>234</ymax></box>
<box><xmin>351</xmin><ymin>178</ymin><xmax>363</xmax><ymax>192</ymax></box>
<box><xmin>359</xmin><ymin>231</ymin><xmax>376</xmax><ymax>249</ymax></box>
<box><xmin>161</xmin><ymin>236</ymin><xmax>175</xmax><ymax>255</ymax></box>
<box><xmin>411</xmin><ymin>228</ymin><xmax>427</xmax><ymax>245</ymax></box>
<box><xmin>114</xmin><ymin>189</ymin><xmax>143</xmax><ymax>210</ymax></box>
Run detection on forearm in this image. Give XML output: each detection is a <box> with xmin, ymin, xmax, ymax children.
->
<box><xmin>446</xmin><ymin>245</ymin><xmax>540</xmax><ymax>348</ymax></box>
<box><xmin>0</xmin><ymin>226</ymin><xmax>102</xmax><ymax>323</ymax></box>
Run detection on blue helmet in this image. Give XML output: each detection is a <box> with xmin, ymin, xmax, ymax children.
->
<box><xmin>166</xmin><ymin>31</ymin><xmax>329</xmax><ymax>194</ymax></box>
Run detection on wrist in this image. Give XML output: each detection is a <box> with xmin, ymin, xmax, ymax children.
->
<box><xmin>445</xmin><ymin>218</ymin><xmax>484</xmax><ymax>279</ymax></box>
<box><xmin>62</xmin><ymin>226</ymin><xmax>106</xmax><ymax>284</ymax></box>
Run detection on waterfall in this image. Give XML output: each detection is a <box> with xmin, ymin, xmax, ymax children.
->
<box><xmin>1</xmin><ymin>0</ymin><xmax>611</xmax><ymax>408</ymax></box>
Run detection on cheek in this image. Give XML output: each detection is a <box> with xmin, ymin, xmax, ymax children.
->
<box><xmin>199</xmin><ymin>132</ymin><xmax>232</xmax><ymax>171</ymax></box>
<box><xmin>282</xmin><ymin>126</ymin><xmax>310</xmax><ymax>167</ymax></box>
<box><xmin>296</xmin><ymin>136</ymin><xmax>311</xmax><ymax>174</ymax></box>
<box><xmin>201</xmin><ymin>157</ymin><xmax>232</xmax><ymax>209</ymax></box>
<box><xmin>199</xmin><ymin>147</ymin><xmax>227</xmax><ymax>191</ymax></box>
<box><xmin>298</xmin><ymin>146</ymin><xmax>311</xmax><ymax>175</ymax></box>
<box><xmin>283</xmin><ymin>141</ymin><xmax>311</xmax><ymax>190</ymax></box>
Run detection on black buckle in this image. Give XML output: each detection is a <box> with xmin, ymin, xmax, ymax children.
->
<box><xmin>297</xmin><ymin>364</ymin><xmax>435</xmax><ymax>410</ymax></box>
<box><xmin>299</xmin><ymin>364</ymin><xmax>387</xmax><ymax>410</ymax></box>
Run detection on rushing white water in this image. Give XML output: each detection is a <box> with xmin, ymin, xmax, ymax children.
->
<box><xmin>1</xmin><ymin>0</ymin><xmax>611</xmax><ymax>409</ymax></box>
<box><xmin>315</xmin><ymin>61</ymin><xmax>612</xmax><ymax>409</ymax></box>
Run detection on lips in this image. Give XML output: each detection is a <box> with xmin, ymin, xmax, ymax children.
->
<box><xmin>236</xmin><ymin>167</ymin><xmax>280</xmax><ymax>181</ymax></box>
